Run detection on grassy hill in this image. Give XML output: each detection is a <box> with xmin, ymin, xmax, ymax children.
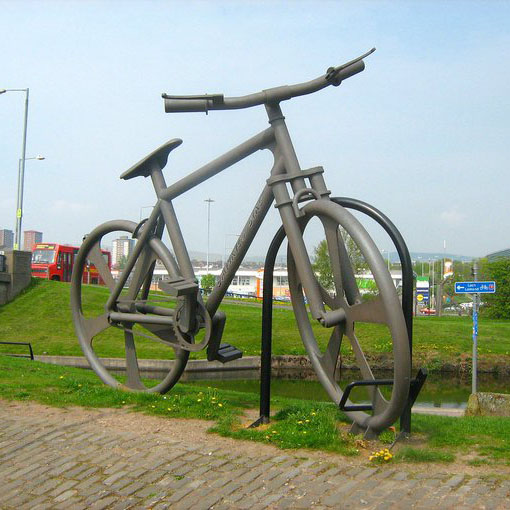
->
<box><xmin>1</xmin><ymin>279</ymin><xmax>510</xmax><ymax>371</ymax></box>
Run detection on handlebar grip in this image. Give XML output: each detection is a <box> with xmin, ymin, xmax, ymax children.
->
<box><xmin>327</xmin><ymin>60</ymin><xmax>365</xmax><ymax>86</ymax></box>
<box><xmin>340</xmin><ymin>60</ymin><xmax>365</xmax><ymax>80</ymax></box>
<box><xmin>164</xmin><ymin>98</ymin><xmax>210</xmax><ymax>113</ymax></box>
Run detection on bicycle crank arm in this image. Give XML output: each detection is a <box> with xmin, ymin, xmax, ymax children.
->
<box><xmin>109</xmin><ymin>311</ymin><xmax>175</xmax><ymax>326</ymax></box>
<box><xmin>319</xmin><ymin>308</ymin><xmax>346</xmax><ymax>328</ymax></box>
<box><xmin>159</xmin><ymin>277</ymin><xmax>199</xmax><ymax>333</ymax></box>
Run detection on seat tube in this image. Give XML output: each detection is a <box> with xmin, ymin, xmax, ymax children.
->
<box><xmin>150</xmin><ymin>163</ymin><xmax>194</xmax><ymax>279</ymax></box>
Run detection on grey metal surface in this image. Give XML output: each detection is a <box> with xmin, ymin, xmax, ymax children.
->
<box><xmin>70</xmin><ymin>220</ymin><xmax>188</xmax><ymax>393</ymax></box>
<box><xmin>71</xmin><ymin>48</ymin><xmax>412</xmax><ymax>433</ymax></box>
<box><xmin>287</xmin><ymin>200</ymin><xmax>410</xmax><ymax>436</ymax></box>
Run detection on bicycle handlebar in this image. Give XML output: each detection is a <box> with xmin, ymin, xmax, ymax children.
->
<box><xmin>162</xmin><ymin>48</ymin><xmax>375</xmax><ymax>114</ymax></box>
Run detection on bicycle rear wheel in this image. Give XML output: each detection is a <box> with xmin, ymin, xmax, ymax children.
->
<box><xmin>70</xmin><ymin>220</ymin><xmax>189</xmax><ymax>393</ymax></box>
<box><xmin>288</xmin><ymin>200</ymin><xmax>410</xmax><ymax>436</ymax></box>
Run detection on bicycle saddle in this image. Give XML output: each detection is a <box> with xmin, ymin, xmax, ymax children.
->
<box><xmin>120</xmin><ymin>138</ymin><xmax>182</xmax><ymax>180</ymax></box>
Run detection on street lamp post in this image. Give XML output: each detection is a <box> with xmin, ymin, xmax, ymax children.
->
<box><xmin>204</xmin><ymin>198</ymin><xmax>215</xmax><ymax>272</ymax></box>
<box><xmin>1</xmin><ymin>87</ymin><xmax>30</xmax><ymax>250</ymax></box>
<box><xmin>16</xmin><ymin>155</ymin><xmax>45</xmax><ymax>250</ymax></box>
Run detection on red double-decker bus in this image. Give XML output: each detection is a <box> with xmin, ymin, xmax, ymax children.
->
<box><xmin>31</xmin><ymin>243</ymin><xmax>111</xmax><ymax>284</ymax></box>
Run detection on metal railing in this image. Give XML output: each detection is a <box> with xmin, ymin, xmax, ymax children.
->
<box><xmin>0</xmin><ymin>341</ymin><xmax>34</xmax><ymax>360</ymax></box>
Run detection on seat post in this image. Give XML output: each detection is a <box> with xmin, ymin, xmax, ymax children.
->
<box><xmin>149</xmin><ymin>160</ymin><xmax>168</xmax><ymax>197</ymax></box>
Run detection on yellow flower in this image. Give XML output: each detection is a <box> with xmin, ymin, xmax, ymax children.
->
<box><xmin>197</xmin><ymin>398</ymin><xmax>202</xmax><ymax>402</ymax></box>
<box><xmin>218</xmin><ymin>403</ymin><xmax>223</xmax><ymax>407</ymax></box>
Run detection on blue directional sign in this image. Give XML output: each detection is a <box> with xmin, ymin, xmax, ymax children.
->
<box><xmin>454</xmin><ymin>281</ymin><xmax>496</xmax><ymax>294</ymax></box>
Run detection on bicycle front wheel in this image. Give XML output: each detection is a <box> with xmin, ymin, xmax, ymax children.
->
<box><xmin>70</xmin><ymin>220</ymin><xmax>189</xmax><ymax>393</ymax></box>
<box><xmin>288</xmin><ymin>200</ymin><xmax>410</xmax><ymax>435</ymax></box>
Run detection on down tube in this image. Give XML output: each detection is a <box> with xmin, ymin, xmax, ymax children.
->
<box><xmin>206</xmin><ymin>184</ymin><xmax>275</xmax><ymax>317</ymax></box>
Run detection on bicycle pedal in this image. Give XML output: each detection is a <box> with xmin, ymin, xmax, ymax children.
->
<box><xmin>215</xmin><ymin>343</ymin><xmax>243</xmax><ymax>363</ymax></box>
<box><xmin>159</xmin><ymin>277</ymin><xmax>198</xmax><ymax>297</ymax></box>
<box><xmin>207</xmin><ymin>312</ymin><xmax>226</xmax><ymax>361</ymax></box>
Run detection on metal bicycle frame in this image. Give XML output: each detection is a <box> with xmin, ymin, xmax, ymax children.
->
<box><xmin>104</xmin><ymin>103</ymin><xmax>332</xmax><ymax>333</ymax></box>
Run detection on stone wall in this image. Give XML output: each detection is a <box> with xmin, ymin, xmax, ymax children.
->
<box><xmin>0</xmin><ymin>250</ymin><xmax>32</xmax><ymax>305</ymax></box>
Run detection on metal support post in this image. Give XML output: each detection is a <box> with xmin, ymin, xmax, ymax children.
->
<box><xmin>472</xmin><ymin>261</ymin><xmax>479</xmax><ymax>394</ymax></box>
<box><xmin>249</xmin><ymin>225</ymin><xmax>286</xmax><ymax>427</ymax></box>
<box><xmin>250</xmin><ymin>197</ymin><xmax>426</xmax><ymax>435</ymax></box>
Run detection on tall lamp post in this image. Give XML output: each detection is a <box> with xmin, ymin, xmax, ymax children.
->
<box><xmin>1</xmin><ymin>87</ymin><xmax>30</xmax><ymax>250</ymax></box>
<box><xmin>204</xmin><ymin>198</ymin><xmax>215</xmax><ymax>272</ymax></box>
<box><xmin>16</xmin><ymin>155</ymin><xmax>45</xmax><ymax>249</ymax></box>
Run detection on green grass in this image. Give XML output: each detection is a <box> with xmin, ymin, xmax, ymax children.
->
<box><xmin>1</xmin><ymin>279</ymin><xmax>510</xmax><ymax>371</ymax></box>
<box><xmin>1</xmin><ymin>355</ymin><xmax>510</xmax><ymax>468</ymax></box>
<box><xmin>396</xmin><ymin>447</ymin><xmax>455</xmax><ymax>463</ymax></box>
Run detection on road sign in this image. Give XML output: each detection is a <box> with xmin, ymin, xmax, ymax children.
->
<box><xmin>416</xmin><ymin>291</ymin><xmax>429</xmax><ymax>304</ymax></box>
<box><xmin>454</xmin><ymin>281</ymin><xmax>496</xmax><ymax>294</ymax></box>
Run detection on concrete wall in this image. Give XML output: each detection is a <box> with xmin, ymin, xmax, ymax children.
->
<box><xmin>0</xmin><ymin>250</ymin><xmax>32</xmax><ymax>305</ymax></box>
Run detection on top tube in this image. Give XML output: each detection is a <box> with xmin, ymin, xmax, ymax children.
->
<box><xmin>162</xmin><ymin>48</ymin><xmax>375</xmax><ymax>114</ymax></box>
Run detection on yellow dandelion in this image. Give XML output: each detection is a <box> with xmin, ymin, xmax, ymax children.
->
<box><xmin>218</xmin><ymin>403</ymin><xmax>223</xmax><ymax>407</ymax></box>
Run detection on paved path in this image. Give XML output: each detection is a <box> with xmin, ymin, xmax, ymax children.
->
<box><xmin>0</xmin><ymin>401</ymin><xmax>508</xmax><ymax>510</ymax></box>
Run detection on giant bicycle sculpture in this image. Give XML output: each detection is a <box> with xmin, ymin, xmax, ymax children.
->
<box><xmin>71</xmin><ymin>49</ymin><xmax>417</xmax><ymax>438</ymax></box>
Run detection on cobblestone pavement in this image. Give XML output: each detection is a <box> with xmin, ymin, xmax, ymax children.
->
<box><xmin>0</xmin><ymin>401</ymin><xmax>509</xmax><ymax>510</ymax></box>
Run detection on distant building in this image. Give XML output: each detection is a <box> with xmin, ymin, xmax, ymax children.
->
<box><xmin>487</xmin><ymin>248</ymin><xmax>510</xmax><ymax>262</ymax></box>
<box><xmin>23</xmin><ymin>230</ymin><xmax>42</xmax><ymax>251</ymax></box>
<box><xmin>112</xmin><ymin>235</ymin><xmax>135</xmax><ymax>267</ymax></box>
<box><xmin>0</xmin><ymin>229</ymin><xmax>14</xmax><ymax>250</ymax></box>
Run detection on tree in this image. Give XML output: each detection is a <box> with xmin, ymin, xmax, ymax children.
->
<box><xmin>483</xmin><ymin>258</ymin><xmax>510</xmax><ymax>318</ymax></box>
<box><xmin>200</xmin><ymin>274</ymin><xmax>216</xmax><ymax>295</ymax></box>
<box><xmin>117</xmin><ymin>255</ymin><xmax>128</xmax><ymax>270</ymax></box>
<box><xmin>312</xmin><ymin>229</ymin><xmax>368</xmax><ymax>291</ymax></box>
<box><xmin>312</xmin><ymin>240</ymin><xmax>334</xmax><ymax>290</ymax></box>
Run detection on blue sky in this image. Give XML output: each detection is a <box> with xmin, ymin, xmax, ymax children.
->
<box><xmin>1</xmin><ymin>1</ymin><xmax>509</xmax><ymax>259</ymax></box>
